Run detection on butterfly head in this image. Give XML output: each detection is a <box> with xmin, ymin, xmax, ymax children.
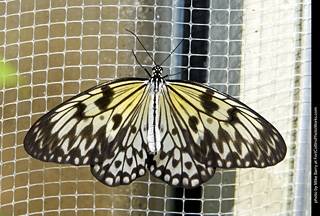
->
<box><xmin>152</xmin><ymin>65</ymin><xmax>163</xmax><ymax>78</ymax></box>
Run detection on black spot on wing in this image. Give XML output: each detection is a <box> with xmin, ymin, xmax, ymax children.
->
<box><xmin>112</xmin><ymin>114</ymin><xmax>122</xmax><ymax>130</ymax></box>
<box><xmin>172</xmin><ymin>128</ymin><xmax>178</xmax><ymax>135</ymax></box>
<box><xmin>127</xmin><ymin>157</ymin><xmax>133</xmax><ymax>166</ymax></box>
<box><xmin>185</xmin><ymin>161</ymin><xmax>192</xmax><ymax>170</ymax></box>
<box><xmin>227</xmin><ymin>108</ymin><xmax>238</xmax><ymax>122</ymax></box>
<box><xmin>199</xmin><ymin>92</ymin><xmax>219</xmax><ymax>114</ymax></box>
<box><xmin>115</xmin><ymin>160</ymin><xmax>122</xmax><ymax>168</ymax></box>
<box><xmin>77</xmin><ymin>102</ymin><xmax>87</xmax><ymax>118</ymax></box>
<box><xmin>130</xmin><ymin>125</ymin><xmax>137</xmax><ymax>134</ymax></box>
<box><xmin>147</xmin><ymin>154</ymin><xmax>156</xmax><ymax>169</ymax></box>
<box><xmin>94</xmin><ymin>86</ymin><xmax>114</xmax><ymax>110</ymax></box>
<box><xmin>188</xmin><ymin>116</ymin><xmax>199</xmax><ymax>133</ymax></box>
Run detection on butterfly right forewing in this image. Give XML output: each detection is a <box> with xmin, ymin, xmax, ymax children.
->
<box><xmin>24</xmin><ymin>78</ymin><xmax>150</xmax><ymax>167</ymax></box>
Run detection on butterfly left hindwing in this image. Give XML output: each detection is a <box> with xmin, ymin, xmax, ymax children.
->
<box><xmin>147</xmin><ymin>84</ymin><xmax>216</xmax><ymax>188</ymax></box>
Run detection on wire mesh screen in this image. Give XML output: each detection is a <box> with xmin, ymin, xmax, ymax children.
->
<box><xmin>0</xmin><ymin>0</ymin><xmax>311</xmax><ymax>215</ymax></box>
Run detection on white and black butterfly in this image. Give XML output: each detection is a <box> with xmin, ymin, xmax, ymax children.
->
<box><xmin>24</xmin><ymin>31</ymin><xmax>286</xmax><ymax>189</ymax></box>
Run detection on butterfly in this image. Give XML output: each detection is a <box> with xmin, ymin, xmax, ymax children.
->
<box><xmin>24</xmin><ymin>31</ymin><xmax>286</xmax><ymax>189</ymax></box>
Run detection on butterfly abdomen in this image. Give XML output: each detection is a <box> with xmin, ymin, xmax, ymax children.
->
<box><xmin>147</xmin><ymin>78</ymin><xmax>163</xmax><ymax>154</ymax></box>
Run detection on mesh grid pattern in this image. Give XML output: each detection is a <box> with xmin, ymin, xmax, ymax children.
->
<box><xmin>0</xmin><ymin>0</ymin><xmax>311</xmax><ymax>215</ymax></box>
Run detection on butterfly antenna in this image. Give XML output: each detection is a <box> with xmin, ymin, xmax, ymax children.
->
<box><xmin>163</xmin><ymin>66</ymin><xmax>189</xmax><ymax>79</ymax></box>
<box><xmin>159</xmin><ymin>37</ymin><xmax>185</xmax><ymax>66</ymax></box>
<box><xmin>131</xmin><ymin>50</ymin><xmax>151</xmax><ymax>77</ymax></box>
<box><xmin>126</xmin><ymin>29</ymin><xmax>157</xmax><ymax>65</ymax></box>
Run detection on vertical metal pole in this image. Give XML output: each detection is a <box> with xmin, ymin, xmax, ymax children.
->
<box><xmin>292</xmin><ymin>1</ymin><xmax>312</xmax><ymax>215</ymax></box>
<box><xmin>171</xmin><ymin>0</ymin><xmax>210</xmax><ymax>214</ymax></box>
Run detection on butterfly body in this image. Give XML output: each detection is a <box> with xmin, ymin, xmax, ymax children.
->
<box><xmin>147</xmin><ymin>65</ymin><xmax>164</xmax><ymax>154</ymax></box>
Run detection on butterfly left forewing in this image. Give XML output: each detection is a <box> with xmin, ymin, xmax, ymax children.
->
<box><xmin>148</xmin><ymin>79</ymin><xmax>286</xmax><ymax>188</ymax></box>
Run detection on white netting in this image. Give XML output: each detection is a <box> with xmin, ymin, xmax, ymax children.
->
<box><xmin>0</xmin><ymin>0</ymin><xmax>311</xmax><ymax>215</ymax></box>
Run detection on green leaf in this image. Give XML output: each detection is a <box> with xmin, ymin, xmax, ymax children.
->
<box><xmin>0</xmin><ymin>57</ymin><xmax>18</xmax><ymax>88</ymax></box>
